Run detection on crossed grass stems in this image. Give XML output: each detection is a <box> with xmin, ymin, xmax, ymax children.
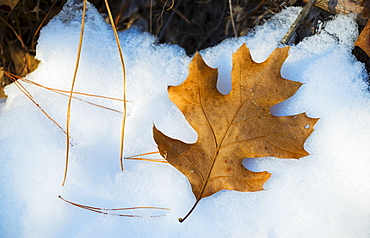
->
<box><xmin>2</xmin><ymin>0</ymin><xmax>169</xmax><ymax>218</ymax></box>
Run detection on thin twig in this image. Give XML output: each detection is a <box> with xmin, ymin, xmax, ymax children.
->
<box><xmin>280</xmin><ymin>0</ymin><xmax>317</xmax><ymax>45</ymax></box>
<box><xmin>228</xmin><ymin>0</ymin><xmax>238</xmax><ymax>37</ymax></box>
<box><xmin>150</xmin><ymin>0</ymin><xmax>153</xmax><ymax>34</ymax></box>
<box><xmin>104</xmin><ymin>0</ymin><xmax>127</xmax><ymax>171</ymax></box>
<box><xmin>158</xmin><ymin>0</ymin><xmax>189</xmax><ymax>24</ymax></box>
<box><xmin>156</xmin><ymin>0</ymin><xmax>169</xmax><ymax>35</ymax></box>
<box><xmin>167</xmin><ymin>0</ymin><xmax>175</xmax><ymax>10</ymax></box>
<box><xmin>31</xmin><ymin>0</ymin><xmax>58</xmax><ymax>52</ymax></box>
<box><xmin>158</xmin><ymin>0</ymin><xmax>188</xmax><ymax>39</ymax></box>
<box><xmin>0</xmin><ymin>15</ymin><xmax>28</xmax><ymax>51</ymax></box>
<box><xmin>63</xmin><ymin>0</ymin><xmax>87</xmax><ymax>186</ymax></box>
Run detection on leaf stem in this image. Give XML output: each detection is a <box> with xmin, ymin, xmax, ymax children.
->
<box><xmin>178</xmin><ymin>199</ymin><xmax>201</xmax><ymax>223</ymax></box>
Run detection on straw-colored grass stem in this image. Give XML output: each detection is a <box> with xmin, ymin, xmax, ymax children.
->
<box><xmin>63</xmin><ymin>0</ymin><xmax>87</xmax><ymax>186</ymax></box>
<box><xmin>103</xmin><ymin>0</ymin><xmax>127</xmax><ymax>172</ymax></box>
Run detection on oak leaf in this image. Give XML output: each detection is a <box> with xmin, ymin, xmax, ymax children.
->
<box><xmin>153</xmin><ymin>44</ymin><xmax>318</xmax><ymax>222</ymax></box>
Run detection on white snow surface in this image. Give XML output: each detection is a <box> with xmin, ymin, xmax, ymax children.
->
<box><xmin>1</xmin><ymin>2</ymin><xmax>370</xmax><ymax>237</ymax></box>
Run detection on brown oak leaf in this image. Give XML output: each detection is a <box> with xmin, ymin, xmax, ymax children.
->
<box><xmin>153</xmin><ymin>44</ymin><xmax>318</xmax><ymax>222</ymax></box>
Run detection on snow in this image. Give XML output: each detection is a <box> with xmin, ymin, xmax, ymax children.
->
<box><xmin>1</xmin><ymin>1</ymin><xmax>370</xmax><ymax>237</ymax></box>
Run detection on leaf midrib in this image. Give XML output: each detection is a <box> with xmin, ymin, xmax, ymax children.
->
<box><xmin>195</xmin><ymin>48</ymin><xmax>258</xmax><ymax>199</ymax></box>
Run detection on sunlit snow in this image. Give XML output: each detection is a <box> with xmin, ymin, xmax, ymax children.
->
<box><xmin>1</xmin><ymin>1</ymin><xmax>370</xmax><ymax>237</ymax></box>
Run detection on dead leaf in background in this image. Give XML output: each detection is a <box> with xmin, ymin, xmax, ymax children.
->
<box><xmin>355</xmin><ymin>20</ymin><xmax>370</xmax><ymax>56</ymax></box>
<box><xmin>303</xmin><ymin>0</ymin><xmax>368</xmax><ymax>25</ymax></box>
<box><xmin>362</xmin><ymin>0</ymin><xmax>370</xmax><ymax>17</ymax></box>
<box><xmin>154</xmin><ymin>44</ymin><xmax>318</xmax><ymax>222</ymax></box>
<box><xmin>0</xmin><ymin>0</ymin><xmax>19</xmax><ymax>12</ymax></box>
<box><xmin>8</xmin><ymin>44</ymin><xmax>39</xmax><ymax>77</ymax></box>
<box><xmin>304</xmin><ymin>0</ymin><xmax>363</xmax><ymax>15</ymax></box>
<box><xmin>353</xmin><ymin>20</ymin><xmax>370</xmax><ymax>72</ymax></box>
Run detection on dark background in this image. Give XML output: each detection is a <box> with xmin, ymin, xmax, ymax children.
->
<box><xmin>0</xmin><ymin>0</ymin><xmax>343</xmax><ymax>89</ymax></box>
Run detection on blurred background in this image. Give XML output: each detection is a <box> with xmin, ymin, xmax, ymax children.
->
<box><xmin>1</xmin><ymin>0</ymin><xmax>363</xmax><ymax>93</ymax></box>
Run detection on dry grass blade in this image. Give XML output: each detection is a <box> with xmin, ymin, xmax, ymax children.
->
<box><xmin>22</xmin><ymin>78</ymin><xmax>124</xmax><ymax>102</ymax></box>
<box><xmin>63</xmin><ymin>0</ymin><xmax>87</xmax><ymax>186</ymax></box>
<box><xmin>2</xmin><ymin>70</ymin><xmax>69</xmax><ymax>139</ymax></box>
<box><xmin>59</xmin><ymin>93</ymin><xmax>123</xmax><ymax>114</ymax></box>
<box><xmin>125</xmin><ymin>151</ymin><xmax>168</xmax><ymax>163</ymax></box>
<box><xmin>59</xmin><ymin>195</ymin><xmax>170</xmax><ymax>218</ymax></box>
<box><xmin>104</xmin><ymin>0</ymin><xmax>127</xmax><ymax>172</ymax></box>
<box><xmin>8</xmin><ymin>73</ymin><xmax>125</xmax><ymax>114</ymax></box>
